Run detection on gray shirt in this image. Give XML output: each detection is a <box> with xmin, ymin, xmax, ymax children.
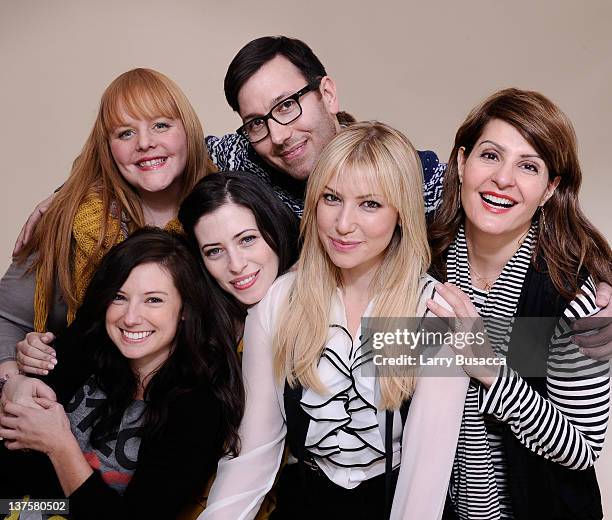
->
<box><xmin>0</xmin><ymin>257</ymin><xmax>67</xmax><ymax>363</ymax></box>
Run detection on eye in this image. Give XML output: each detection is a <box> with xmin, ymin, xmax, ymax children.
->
<box><xmin>246</xmin><ymin>118</ymin><xmax>265</xmax><ymax>132</ymax></box>
<box><xmin>145</xmin><ymin>296</ymin><xmax>163</xmax><ymax>304</ymax></box>
<box><xmin>112</xmin><ymin>293</ymin><xmax>126</xmax><ymax>303</ymax></box>
<box><xmin>153</xmin><ymin>121</ymin><xmax>171</xmax><ymax>131</ymax></box>
<box><xmin>276</xmin><ymin>98</ymin><xmax>298</xmax><ymax>114</ymax></box>
<box><xmin>362</xmin><ymin>200</ymin><xmax>382</xmax><ymax>209</ymax></box>
<box><xmin>322</xmin><ymin>192</ymin><xmax>340</xmax><ymax>204</ymax></box>
<box><xmin>204</xmin><ymin>247</ymin><xmax>223</xmax><ymax>258</ymax></box>
<box><xmin>480</xmin><ymin>151</ymin><xmax>499</xmax><ymax>161</ymax></box>
<box><xmin>240</xmin><ymin>235</ymin><xmax>257</xmax><ymax>246</ymax></box>
<box><xmin>520</xmin><ymin>162</ymin><xmax>539</xmax><ymax>174</ymax></box>
<box><xmin>117</xmin><ymin>129</ymin><xmax>135</xmax><ymax>140</ymax></box>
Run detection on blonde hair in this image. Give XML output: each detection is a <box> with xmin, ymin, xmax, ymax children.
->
<box><xmin>273</xmin><ymin>121</ymin><xmax>430</xmax><ymax>409</ymax></box>
<box><xmin>18</xmin><ymin>68</ymin><xmax>216</xmax><ymax>317</ymax></box>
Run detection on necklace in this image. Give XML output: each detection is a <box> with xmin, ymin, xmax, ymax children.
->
<box><xmin>467</xmin><ymin>259</ymin><xmax>501</xmax><ymax>292</ymax></box>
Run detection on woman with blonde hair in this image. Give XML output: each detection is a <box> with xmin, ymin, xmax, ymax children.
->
<box><xmin>201</xmin><ymin>121</ymin><xmax>468</xmax><ymax>520</ymax></box>
<box><xmin>0</xmin><ymin>68</ymin><xmax>215</xmax><ymax>380</ymax></box>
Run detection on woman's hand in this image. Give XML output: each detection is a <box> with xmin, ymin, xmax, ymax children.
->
<box><xmin>0</xmin><ymin>374</ymin><xmax>56</xmax><ymax>409</ymax></box>
<box><xmin>16</xmin><ymin>332</ymin><xmax>57</xmax><ymax>375</ymax></box>
<box><xmin>426</xmin><ymin>282</ymin><xmax>500</xmax><ymax>387</ymax></box>
<box><xmin>573</xmin><ymin>282</ymin><xmax>612</xmax><ymax>360</ymax></box>
<box><xmin>0</xmin><ymin>397</ymin><xmax>70</xmax><ymax>454</ymax></box>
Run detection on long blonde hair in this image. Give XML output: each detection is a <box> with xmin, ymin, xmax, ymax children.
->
<box><xmin>17</xmin><ymin>68</ymin><xmax>216</xmax><ymax>317</ymax></box>
<box><xmin>273</xmin><ymin>121</ymin><xmax>430</xmax><ymax>409</ymax></box>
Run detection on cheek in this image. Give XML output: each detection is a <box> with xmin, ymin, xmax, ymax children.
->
<box><xmin>254</xmin><ymin>243</ymin><xmax>280</xmax><ymax>275</ymax></box>
<box><xmin>110</xmin><ymin>142</ymin><xmax>129</xmax><ymax>168</ymax></box>
<box><xmin>369</xmin><ymin>212</ymin><xmax>398</xmax><ymax>241</ymax></box>
<box><xmin>203</xmin><ymin>258</ymin><xmax>227</xmax><ymax>286</ymax></box>
<box><xmin>105</xmin><ymin>307</ymin><xmax>119</xmax><ymax>335</ymax></box>
<box><xmin>316</xmin><ymin>204</ymin><xmax>333</xmax><ymax>233</ymax></box>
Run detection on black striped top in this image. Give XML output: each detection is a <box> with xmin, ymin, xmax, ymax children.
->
<box><xmin>447</xmin><ymin>225</ymin><xmax>610</xmax><ymax>520</ymax></box>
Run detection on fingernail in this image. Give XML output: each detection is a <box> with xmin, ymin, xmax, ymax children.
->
<box><xmin>42</xmin><ymin>369</ymin><xmax>49</xmax><ymax>375</ymax></box>
<box><xmin>50</xmin><ymin>358</ymin><xmax>57</xmax><ymax>365</ymax></box>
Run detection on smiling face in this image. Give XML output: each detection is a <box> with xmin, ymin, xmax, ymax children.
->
<box><xmin>194</xmin><ymin>202</ymin><xmax>280</xmax><ymax>305</ymax></box>
<box><xmin>237</xmin><ymin>55</ymin><xmax>340</xmax><ymax>180</ymax></box>
<box><xmin>105</xmin><ymin>262</ymin><xmax>182</xmax><ymax>379</ymax></box>
<box><xmin>459</xmin><ymin>119</ymin><xmax>560</xmax><ymax>243</ymax></box>
<box><xmin>316</xmin><ymin>168</ymin><xmax>398</xmax><ymax>282</ymax></box>
<box><xmin>109</xmin><ymin>107</ymin><xmax>188</xmax><ymax>197</ymax></box>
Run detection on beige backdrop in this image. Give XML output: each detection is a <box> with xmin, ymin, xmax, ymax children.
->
<box><xmin>1</xmin><ymin>0</ymin><xmax>611</xmax><ymax>515</ymax></box>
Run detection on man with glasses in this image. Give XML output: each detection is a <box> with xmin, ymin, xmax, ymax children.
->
<box><xmin>206</xmin><ymin>35</ymin><xmax>444</xmax><ymax>217</ymax></box>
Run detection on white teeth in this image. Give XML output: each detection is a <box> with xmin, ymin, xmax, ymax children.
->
<box><xmin>481</xmin><ymin>193</ymin><xmax>516</xmax><ymax>207</ymax></box>
<box><xmin>233</xmin><ymin>274</ymin><xmax>256</xmax><ymax>287</ymax></box>
<box><xmin>122</xmin><ymin>330</ymin><xmax>153</xmax><ymax>340</ymax></box>
<box><xmin>138</xmin><ymin>158</ymin><xmax>166</xmax><ymax>167</ymax></box>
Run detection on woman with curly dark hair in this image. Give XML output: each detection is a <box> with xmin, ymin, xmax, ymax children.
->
<box><xmin>0</xmin><ymin>228</ymin><xmax>244</xmax><ymax>519</ymax></box>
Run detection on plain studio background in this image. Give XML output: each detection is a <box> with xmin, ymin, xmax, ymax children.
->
<box><xmin>0</xmin><ymin>0</ymin><xmax>610</xmax><ymax>515</ymax></box>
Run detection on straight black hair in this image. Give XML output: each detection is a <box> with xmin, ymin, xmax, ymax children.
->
<box><xmin>178</xmin><ymin>172</ymin><xmax>300</xmax><ymax>330</ymax></box>
<box><xmin>224</xmin><ymin>35</ymin><xmax>327</xmax><ymax>113</ymax></box>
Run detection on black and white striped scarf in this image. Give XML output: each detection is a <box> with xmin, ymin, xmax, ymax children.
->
<box><xmin>446</xmin><ymin>224</ymin><xmax>537</xmax><ymax>520</ymax></box>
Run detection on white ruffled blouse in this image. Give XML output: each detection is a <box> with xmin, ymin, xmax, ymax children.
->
<box><xmin>201</xmin><ymin>272</ymin><xmax>469</xmax><ymax>520</ymax></box>
<box><xmin>300</xmin><ymin>292</ymin><xmax>402</xmax><ymax>489</ymax></box>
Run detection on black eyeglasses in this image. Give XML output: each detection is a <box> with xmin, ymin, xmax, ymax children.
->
<box><xmin>237</xmin><ymin>79</ymin><xmax>322</xmax><ymax>144</ymax></box>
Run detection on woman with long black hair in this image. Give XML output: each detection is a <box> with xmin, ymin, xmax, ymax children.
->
<box><xmin>0</xmin><ymin>228</ymin><xmax>244</xmax><ymax>519</ymax></box>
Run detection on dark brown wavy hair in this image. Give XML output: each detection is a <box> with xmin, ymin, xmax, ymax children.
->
<box><xmin>429</xmin><ymin>88</ymin><xmax>611</xmax><ymax>299</ymax></box>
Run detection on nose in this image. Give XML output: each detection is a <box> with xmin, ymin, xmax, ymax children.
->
<box><xmin>137</xmin><ymin>129</ymin><xmax>155</xmax><ymax>151</ymax></box>
<box><xmin>227</xmin><ymin>249</ymin><xmax>248</xmax><ymax>274</ymax></box>
<box><xmin>123</xmin><ymin>301</ymin><xmax>143</xmax><ymax>327</ymax></box>
<box><xmin>490</xmin><ymin>160</ymin><xmax>516</xmax><ymax>189</ymax></box>
<box><xmin>267</xmin><ymin>119</ymin><xmax>292</xmax><ymax>146</ymax></box>
<box><xmin>335</xmin><ymin>205</ymin><xmax>356</xmax><ymax>235</ymax></box>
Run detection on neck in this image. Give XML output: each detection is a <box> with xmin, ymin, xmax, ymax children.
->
<box><xmin>139</xmin><ymin>181</ymin><xmax>182</xmax><ymax>227</ymax></box>
<box><xmin>464</xmin><ymin>221</ymin><xmax>529</xmax><ymax>278</ymax></box>
<box><xmin>339</xmin><ymin>260</ymin><xmax>380</xmax><ymax>301</ymax></box>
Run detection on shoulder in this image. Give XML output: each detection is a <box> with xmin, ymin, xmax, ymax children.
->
<box><xmin>417</xmin><ymin>150</ymin><xmax>443</xmax><ymax>175</ymax></box>
<box><xmin>563</xmin><ymin>275</ymin><xmax>599</xmax><ymax>319</ymax></box>
<box><xmin>73</xmin><ymin>193</ymin><xmax>104</xmax><ymax>224</ymax></box>
<box><xmin>205</xmin><ymin>133</ymin><xmax>253</xmax><ymax>167</ymax></box>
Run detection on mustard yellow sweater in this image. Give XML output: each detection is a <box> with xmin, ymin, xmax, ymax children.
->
<box><xmin>33</xmin><ymin>196</ymin><xmax>181</xmax><ymax>332</ymax></box>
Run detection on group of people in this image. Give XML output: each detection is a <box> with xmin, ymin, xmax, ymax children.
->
<box><xmin>0</xmin><ymin>35</ymin><xmax>610</xmax><ymax>520</ymax></box>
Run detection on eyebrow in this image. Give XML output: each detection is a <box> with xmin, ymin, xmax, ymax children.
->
<box><xmin>323</xmin><ymin>185</ymin><xmax>383</xmax><ymax>200</ymax></box>
<box><xmin>478</xmin><ymin>140</ymin><xmax>542</xmax><ymax>160</ymax></box>
<box><xmin>242</xmin><ymin>90</ymin><xmax>296</xmax><ymax>122</ymax></box>
<box><xmin>116</xmin><ymin>290</ymin><xmax>169</xmax><ymax>296</ymax></box>
<box><xmin>200</xmin><ymin>228</ymin><xmax>259</xmax><ymax>249</ymax></box>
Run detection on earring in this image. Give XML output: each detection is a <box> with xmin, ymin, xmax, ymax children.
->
<box><xmin>457</xmin><ymin>178</ymin><xmax>463</xmax><ymax>207</ymax></box>
<box><xmin>539</xmin><ymin>205</ymin><xmax>547</xmax><ymax>233</ymax></box>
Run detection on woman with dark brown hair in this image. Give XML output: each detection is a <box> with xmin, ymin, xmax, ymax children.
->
<box><xmin>427</xmin><ymin>88</ymin><xmax>611</xmax><ymax>519</ymax></box>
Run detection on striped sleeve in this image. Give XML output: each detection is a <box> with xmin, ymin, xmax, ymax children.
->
<box><xmin>479</xmin><ymin>278</ymin><xmax>610</xmax><ymax>470</ymax></box>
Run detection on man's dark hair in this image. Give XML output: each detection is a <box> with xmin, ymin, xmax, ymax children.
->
<box><xmin>224</xmin><ymin>35</ymin><xmax>327</xmax><ymax>113</ymax></box>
